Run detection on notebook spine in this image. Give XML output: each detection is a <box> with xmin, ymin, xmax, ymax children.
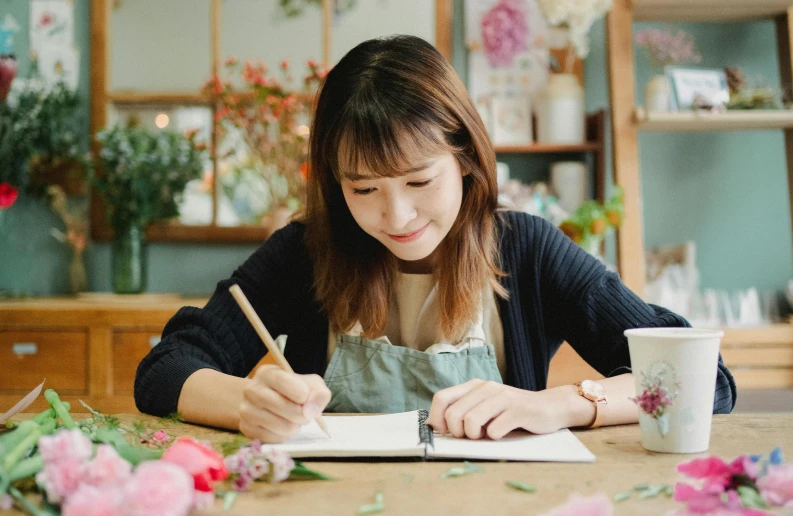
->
<box><xmin>418</xmin><ymin>409</ymin><xmax>434</xmax><ymax>449</ymax></box>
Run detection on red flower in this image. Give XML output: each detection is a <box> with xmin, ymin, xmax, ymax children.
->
<box><xmin>161</xmin><ymin>437</ymin><xmax>228</xmax><ymax>492</ymax></box>
<box><xmin>0</xmin><ymin>55</ymin><xmax>18</xmax><ymax>102</ymax></box>
<box><xmin>0</xmin><ymin>183</ymin><xmax>19</xmax><ymax>210</ymax></box>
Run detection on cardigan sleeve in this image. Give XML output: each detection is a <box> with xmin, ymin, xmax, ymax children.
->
<box><xmin>133</xmin><ymin>222</ymin><xmax>309</xmax><ymax>417</ymax></box>
<box><xmin>534</xmin><ymin>217</ymin><xmax>736</xmax><ymax>414</ymax></box>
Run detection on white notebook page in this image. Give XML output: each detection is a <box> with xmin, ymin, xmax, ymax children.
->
<box><xmin>429</xmin><ymin>428</ymin><xmax>596</xmax><ymax>463</ymax></box>
<box><xmin>265</xmin><ymin>411</ymin><xmax>426</xmax><ymax>458</ymax></box>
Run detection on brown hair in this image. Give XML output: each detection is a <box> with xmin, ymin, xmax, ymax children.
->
<box><xmin>303</xmin><ymin>35</ymin><xmax>505</xmax><ymax>341</ymax></box>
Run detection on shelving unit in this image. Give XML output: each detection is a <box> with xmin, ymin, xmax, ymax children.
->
<box><xmin>606</xmin><ymin>0</ymin><xmax>793</xmax><ymax>389</ymax></box>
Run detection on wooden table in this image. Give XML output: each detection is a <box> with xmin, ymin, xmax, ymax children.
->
<box><xmin>6</xmin><ymin>414</ymin><xmax>792</xmax><ymax>515</ymax></box>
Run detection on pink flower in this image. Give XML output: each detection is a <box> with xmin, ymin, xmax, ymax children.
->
<box><xmin>539</xmin><ymin>492</ymin><xmax>613</xmax><ymax>516</ymax></box>
<box><xmin>37</xmin><ymin>428</ymin><xmax>93</xmax><ymax>465</ymax></box>
<box><xmin>122</xmin><ymin>461</ymin><xmax>194</xmax><ymax>516</ymax></box>
<box><xmin>152</xmin><ymin>429</ymin><xmax>170</xmax><ymax>442</ymax></box>
<box><xmin>84</xmin><ymin>444</ymin><xmax>132</xmax><ymax>488</ymax></box>
<box><xmin>266</xmin><ymin>448</ymin><xmax>295</xmax><ymax>483</ymax></box>
<box><xmin>62</xmin><ymin>484</ymin><xmax>123</xmax><ymax>516</ymax></box>
<box><xmin>0</xmin><ymin>494</ymin><xmax>12</xmax><ymax>510</ymax></box>
<box><xmin>757</xmin><ymin>464</ymin><xmax>793</xmax><ymax>507</ymax></box>
<box><xmin>36</xmin><ymin>459</ymin><xmax>86</xmax><ymax>503</ymax></box>
<box><xmin>162</xmin><ymin>436</ymin><xmax>228</xmax><ymax>492</ymax></box>
<box><xmin>481</xmin><ymin>0</ymin><xmax>528</xmax><ymax>68</ymax></box>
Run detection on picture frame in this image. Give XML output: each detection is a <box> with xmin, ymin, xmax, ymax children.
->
<box><xmin>490</xmin><ymin>95</ymin><xmax>533</xmax><ymax>146</ymax></box>
<box><xmin>665</xmin><ymin>66</ymin><xmax>730</xmax><ymax>111</ymax></box>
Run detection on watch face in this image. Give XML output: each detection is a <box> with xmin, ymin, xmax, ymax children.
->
<box><xmin>581</xmin><ymin>380</ymin><xmax>607</xmax><ymax>400</ymax></box>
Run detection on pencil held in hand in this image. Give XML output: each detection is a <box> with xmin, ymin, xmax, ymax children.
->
<box><xmin>229</xmin><ymin>284</ymin><xmax>331</xmax><ymax>437</ymax></box>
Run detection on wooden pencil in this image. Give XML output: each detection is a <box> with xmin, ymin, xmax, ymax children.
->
<box><xmin>229</xmin><ymin>284</ymin><xmax>331</xmax><ymax>437</ymax></box>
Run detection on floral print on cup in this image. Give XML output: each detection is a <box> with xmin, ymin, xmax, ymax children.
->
<box><xmin>631</xmin><ymin>361</ymin><xmax>680</xmax><ymax>437</ymax></box>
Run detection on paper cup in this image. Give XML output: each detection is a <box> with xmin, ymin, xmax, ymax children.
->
<box><xmin>624</xmin><ymin>328</ymin><xmax>723</xmax><ymax>453</ymax></box>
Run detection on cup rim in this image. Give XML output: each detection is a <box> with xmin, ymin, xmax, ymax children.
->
<box><xmin>624</xmin><ymin>327</ymin><xmax>724</xmax><ymax>339</ymax></box>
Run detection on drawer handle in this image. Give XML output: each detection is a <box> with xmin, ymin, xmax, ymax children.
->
<box><xmin>12</xmin><ymin>343</ymin><xmax>38</xmax><ymax>356</ymax></box>
<box><xmin>149</xmin><ymin>336</ymin><xmax>161</xmax><ymax>347</ymax></box>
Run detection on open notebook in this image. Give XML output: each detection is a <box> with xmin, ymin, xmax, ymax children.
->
<box><xmin>266</xmin><ymin>410</ymin><xmax>595</xmax><ymax>462</ymax></box>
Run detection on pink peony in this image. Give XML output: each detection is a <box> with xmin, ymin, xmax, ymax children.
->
<box><xmin>162</xmin><ymin>436</ymin><xmax>228</xmax><ymax>492</ymax></box>
<box><xmin>757</xmin><ymin>464</ymin><xmax>793</xmax><ymax>507</ymax></box>
<box><xmin>84</xmin><ymin>444</ymin><xmax>132</xmax><ymax>488</ymax></box>
<box><xmin>0</xmin><ymin>183</ymin><xmax>18</xmax><ymax>210</ymax></box>
<box><xmin>481</xmin><ymin>0</ymin><xmax>528</xmax><ymax>68</ymax></box>
<box><xmin>37</xmin><ymin>428</ymin><xmax>93</xmax><ymax>465</ymax></box>
<box><xmin>123</xmin><ymin>461</ymin><xmax>194</xmax><ymax>516</ymax></box>
<box><xmin>62</xmin><ymin>484</ymin><xmax>123</xmax><ymax>516</ymax></box>
<box><xmin>35</xmin><ymin>459</ymin><xmax>86</xmax><ymax>503</ymax></box>
<box><xmin>539</xmin><ymin>492</ymin><xmax>613</xmax><ymax>516</ymax></box>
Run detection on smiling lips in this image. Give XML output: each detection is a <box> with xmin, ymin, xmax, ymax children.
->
<box><xmin>387</xmin><ymin>223</ymin><xmax>429</xmax><ymax>243</ymax></box>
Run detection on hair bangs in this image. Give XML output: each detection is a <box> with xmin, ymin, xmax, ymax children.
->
<box><xmin>332</xmin><ymin>94</ymin><xmax>460</xmax><ymax>183</ymax></box>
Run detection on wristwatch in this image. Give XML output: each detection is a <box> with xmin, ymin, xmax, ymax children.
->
<box><xmin>574</xmin><ymin>380</ymin><xmax>608</xmax><ymax>429</ymax></box>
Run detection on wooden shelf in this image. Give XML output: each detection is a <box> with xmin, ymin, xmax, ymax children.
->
<box><xmin>107</xmin><ymin>91</ymin><xmax>210</xmax><ymax>105</ymax></box>
<box><xmin>494</xmin><ymin>142</ymin><xmax>601</xmax><ymax>153</ymax></box>
<box><xmin>635</xmin><ymin>108</ymin><xmax>793</xmax><ymax>132</ymax></box>
<box><xmin>721</xmin><ymin>323</ymin><xmax>793</xmax><ymax>347</ymax></box>
<box><xmin>633</xmin><ymin>0</ymin><xmax>792</xmax><ymax>21</ymax></box>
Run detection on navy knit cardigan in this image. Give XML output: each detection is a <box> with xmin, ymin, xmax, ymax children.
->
<box><xmin>135</xmin><ymin>211</ymin><xmax>736</xmax><ymax>416</ymax></box>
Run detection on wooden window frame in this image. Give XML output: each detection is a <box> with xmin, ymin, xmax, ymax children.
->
<box><xmin>89</xmin><ymin>0</ymin><xmax>454</xmax><ymax>243</ymax></box>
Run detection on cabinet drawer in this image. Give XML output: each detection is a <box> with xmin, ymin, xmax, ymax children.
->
<box><xmin>113</xmin><ymin>331</ymin><xmax>160</xmax><ymax>395</ymax></box>
<box><xmin>0</xmin><ymin>331</ymin><xmax>88</xmax><ymax>394</ymax></box>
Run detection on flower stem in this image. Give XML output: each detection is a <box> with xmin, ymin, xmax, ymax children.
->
<box><xmin>43</xmin><ymin>390</ymin><xmax>74</xmax><ymax>429</ymax></box>
<box><xmin>8</xmin><ymin>454</ymin><xmax>44</xmax><ymax>482</ymax></box>
<box><xmin>8</xmin><ymin>486</ymin><xmax>48</xmax><ymax>516</ymax></box>
<box><xmin>1</xmin><ymin>426</ymin><xmax>41</xmax><ymax>472</ymax></box>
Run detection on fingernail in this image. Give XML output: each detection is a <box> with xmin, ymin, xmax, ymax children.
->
<box><xmin>303</xmin><ymin>402</ymin><xmax>320</xmax><ymax>419</ymax></box>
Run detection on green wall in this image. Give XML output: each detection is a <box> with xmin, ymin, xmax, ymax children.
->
<box><xmin>1</xmin><ymin>1</ymin><xmax>791</xmax><ymax>296</ymax></box>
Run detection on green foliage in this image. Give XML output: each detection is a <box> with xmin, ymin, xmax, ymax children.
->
<box><xmin>91</xmin><ymin>126</ymin><xmax>205</xmax><ymax>231</ymax></box>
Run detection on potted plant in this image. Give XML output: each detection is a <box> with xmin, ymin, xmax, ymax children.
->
<box><xmin>202</xmin><ymin>57</ymin><xmax>327</xmax><ymax>233</ymax></box>
<box><xmin>634</xmin><ymin>28</ymin><xmax>702</xmax><ymax>113</ymax></box>
<box><xmin>91</xmin><ymin>126</ymin><xmax>206</xmax><ymax>294</ymax></box>
<box><xmin>558</xmin><ymin>187</ymin><xmax>624</xmax><ymax>259</ymax></box>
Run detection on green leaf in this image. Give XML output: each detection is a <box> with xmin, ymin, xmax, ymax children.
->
<box><xmin>439</xmin><ymin>462</ymin><xmax>484</xmax><ymax>479</ymax></box>
<box><xmin>357</xmin><ymin>491</ymin><xmax>385</xmax><ymax>514</ymax></box>
<box><xmin>612</xmin><ymin>491</ymin><xmax>632</xmax><ymax>502</ymax></box>
<box><xmin>222</xmin><ymin>491</ymin><xmax>238</xmax><ymax>511</ymax></box>
<box><xmin>289</xmin><ymin>461</ymin><xmax>334</xmax><ymax>481</ymax></box>
<box><xmin>159</xmin><ymin>412</ymin><xmax>184</xmax><ymax>425</ymax></box>
<box><xmin>219</xmin><ymin>435</ymin><xmax>250</xmax><ymax>457</ymax></box>
<box><xmin>737</xmin><ymin>486</ymin><xmax>766</xmax><ymax>509</ymax></box>
<box><xmin>506</xmin><ymin>480</ymin><xmax>536</xmax><ymax>493</ymax></box>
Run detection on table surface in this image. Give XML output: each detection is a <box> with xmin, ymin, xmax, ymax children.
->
<box><xmin>6</xmin><ymin>414</ymin><xmax>793</xmax><ymax>515</ymax></box>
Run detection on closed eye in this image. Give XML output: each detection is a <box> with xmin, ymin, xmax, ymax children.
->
<box><xmin>408</xmin><ymin>179</ymin><xmax>434</xmax><ymax>188</ymax></box>
<box><xmin>352</xmin><ymin>187</ymin><xmax>376</xmax><ymax>195</ymax></box>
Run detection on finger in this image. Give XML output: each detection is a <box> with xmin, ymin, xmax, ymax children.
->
<box><xmin>239</xmin><ymin>400</ymin><xmax>300</xmax><ymax>439</ymax></box>
<box><xmin>256</xmin><ymin>366</ymin><xmax>311</xmax><ymax>404</ymax></box>
<box><xmin>461</xmin><ymin>396</ymin><xmax>511</xmax><ymax>440</ymax></box>
<box><xmin>485</xmin><ymin>409</ymin><xmax>525</xmax><ymax>440</ymax></box>
<box><xmin>239</xmin><ymin>418</ymin><xmax>290</xmax><ymax>444</ymax></box>
<box><xmin>442</xmin><ymin>381</ymin><xmax>501</xmax><ymax>439</ymax></box>
<box><xmin>243</xmin><ymin>384</ymin><xmax>309</xmax><ymax>426</ymax></box>
<box><xmin>300</xmin><ymin>374</ymin><xmax>332</xmax><ymax>417</ymax></box>
<box><xmin>428</xmin><ymin>379</ymin><xmax>485</xmax><ymax>434</ymax></box>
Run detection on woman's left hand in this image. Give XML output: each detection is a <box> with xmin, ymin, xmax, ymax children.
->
<box><xmin>427</xmin><ymin>379</ymin><xmax>574</xmax><ymax>440</ymax></box>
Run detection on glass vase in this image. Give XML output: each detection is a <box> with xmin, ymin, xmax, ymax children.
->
<box><xmin>112</xmin><ymin>224</ymin><xmax>147</xmax><ymax>294</ymax></box>
<box><xmin>69</xmin><ymin>247</ymin><xmax>88</xmax><ymax>294</ymax></box>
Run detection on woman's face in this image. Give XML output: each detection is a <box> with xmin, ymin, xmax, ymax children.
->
<box><xmin>340</xmin><ymin>152</ymin><xmax>464</xmax><ymax>273</ymax></box>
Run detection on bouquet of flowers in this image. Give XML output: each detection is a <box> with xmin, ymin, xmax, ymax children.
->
<box><xmin>634</xmin><ymin>28</ymin><xmax>702</xmax><ymax>72</ymax></box>
<box><xmin>0</xmin><ymin>388</ymin><xmax>331</xmax><ymax>514</ymax></box>
<box><xmin>0</xmin><ymin>54</ymin><xmax>26</xmax><ymax>210</ymax></box>
<box><xmin>91</xmin><ymin>126</ymin><xmax>206</xmax><ymax>231</ymax></box>
<box><xmin>202</xmin><ymin>57</ymin><xmax>327</xmax><ymax>223</ymax></box>
<box><xmin>537</xmin><ymin>0</ymin><xmax>613</xmax><ymax>65</ymax></box>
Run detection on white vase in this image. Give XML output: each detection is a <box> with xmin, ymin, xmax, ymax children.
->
<box><xmin>550</xmin><ymin>161</ymin><xmax>588</xmax><ymax>213</ymax></box>
<box><xmin>536</xmin><ymin>73</ymin><xmax>585</xmax><ymax>144</ymax></box>
<box><xmin>645</xmin><ymin>74</ymin><xmax>670</xmax><ymax>113</ymax></box>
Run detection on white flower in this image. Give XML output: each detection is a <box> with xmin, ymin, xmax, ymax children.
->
<box><xmin>537</xmin><ymin>0</ymin><xmax>612</xmax><ymax>58</ymax></box>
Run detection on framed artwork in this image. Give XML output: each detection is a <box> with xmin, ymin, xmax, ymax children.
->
<box><xmin>465</xmin><ymin>0</ymin><xmax>549</xmax><ymax>114</ymax></box>
<box><xmin>491</xmin><ymin>95</ymin><xmax>532</xmax><ymax>145</ymax></box>
<box><xmin>665</xmin><ymin>67</ymin><xmax>730</xmax><ymax>111</ymax></box>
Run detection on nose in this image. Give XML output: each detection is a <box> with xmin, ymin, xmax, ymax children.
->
<box><xmin>382</xmin><ymin>191</ymin><xmax>417</xmax><ymax>231</ymax></box>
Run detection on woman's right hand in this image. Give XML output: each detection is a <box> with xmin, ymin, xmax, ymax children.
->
<box><xmin>239</xmin><ymin>365</ymin><xmax>332</xmax><ymax>443</ymax></box>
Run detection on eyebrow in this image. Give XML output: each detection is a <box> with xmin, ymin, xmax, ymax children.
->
<box><xmin>344</xmin><ymin>160</ymin><xmax>438</xmax><ymax>182</ymax></box>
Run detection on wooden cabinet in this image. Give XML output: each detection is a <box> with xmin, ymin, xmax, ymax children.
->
<box><xmin>0</xmin><ymin>297</ymin><xmax>206</xmax><ymax>413</ymax></box>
